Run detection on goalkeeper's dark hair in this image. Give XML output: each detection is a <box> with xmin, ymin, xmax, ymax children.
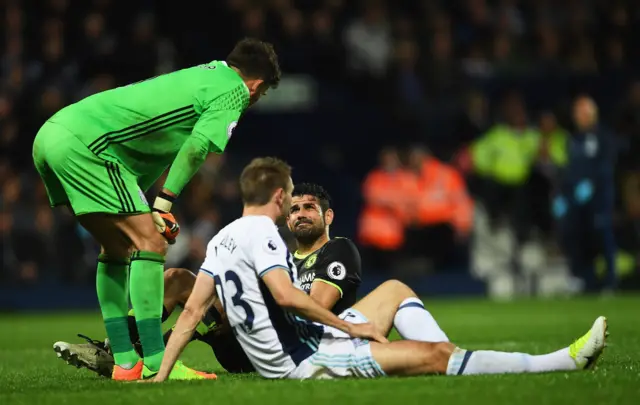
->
<box><xmin>227</xmin><ymin>38</ymin><xmax>281</xmax><ymax>89</ymax></box>
<box><xmin>293</xmin><ymin>183</ymin><xmax>332</xmax><ymax>213</ymax></box>
<box><xmin>240</xmin><ymin>157</ymin><xmax>292</xmax><ymax>206</ymax></box>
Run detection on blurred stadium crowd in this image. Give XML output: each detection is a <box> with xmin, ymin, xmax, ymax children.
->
<box><xmin>2</xmin><ymin>0</ymin><xmax>640</xmax><ymax>293</ymax></box>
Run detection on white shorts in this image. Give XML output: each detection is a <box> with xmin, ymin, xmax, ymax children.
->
<box><xmin>287</xmin><ymin>308</ymin><xmax>386</xmax><ymax>380</ymax></box>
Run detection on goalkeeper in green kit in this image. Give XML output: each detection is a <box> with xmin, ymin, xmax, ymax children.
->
<box><xmin>32</xmin><ymin>38</ymin><xmax>281</xmax><ymax>381</ymax></box>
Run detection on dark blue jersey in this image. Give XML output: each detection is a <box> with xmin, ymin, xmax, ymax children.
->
<box><xmin>561</xmin><ymin>126</ymin><xmax>617</xmax><ymax>198</ymax></box>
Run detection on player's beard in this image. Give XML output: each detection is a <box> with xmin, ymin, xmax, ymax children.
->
<box><xmin>292</xmin><ymin>219</ymin><xmax>325</xmax><ymax>246</ymax></box>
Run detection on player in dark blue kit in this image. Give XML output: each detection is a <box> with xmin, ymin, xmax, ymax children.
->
<box><xmin>289</xmin><ymin>183</ymin><xmax>362</xmax><ymax>315</ymax></box>
<box><xmin>553</xmin><ymin>96</ymin><xmax>618</xmax><ymax>293</ymax></box>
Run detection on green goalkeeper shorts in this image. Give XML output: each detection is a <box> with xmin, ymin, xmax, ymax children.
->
<box><xmin>33</xmin><ymin>121</ymin><xmax>151</xmax><ymax>216</ymax></box>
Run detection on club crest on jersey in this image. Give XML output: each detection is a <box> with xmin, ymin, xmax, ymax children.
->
<box><xmin>327</xmin><ymin>261</ymin><xmax>346</xmax><ymax>281</ymax></box>
<box><xmin>263</xmin><ymin>238</ymin><xmax>279</xmax><ymax>254</ymax></box>
<box><xmin>227</xmin><ymin>121</ymin><xmax>238</xmax><ymax>139</ymax></box>
<box><xmin>305</xmin><ymin>254</ymin><xmax>318</xmax><ymax>269</ymax></box>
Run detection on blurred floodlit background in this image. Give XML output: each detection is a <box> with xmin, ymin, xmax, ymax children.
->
<box><xmin>2</xmin><ymin>0</ymin><xmax>640</xmax><ymax>309</ymax></box>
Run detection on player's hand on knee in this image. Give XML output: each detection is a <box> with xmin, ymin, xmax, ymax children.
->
<box><xmin>152</xmin><ymin>192</ymin><xmax>180</xmax><ymax>245</ymax></box>
<box><xmin>347</xmin><ymin>322</ymin><xmax>389</xmax><ymax>344</ymax></box>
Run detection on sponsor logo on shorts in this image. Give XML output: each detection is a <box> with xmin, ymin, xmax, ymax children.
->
<box><xmin>327</xmin><ymin>261</ymin><xmax>346</xmax><ymax>281</ymax></box>
<box><xmin>351</xmin><ymin>338</ymin><xmax>369</xmax><ymax>348</ymax></box>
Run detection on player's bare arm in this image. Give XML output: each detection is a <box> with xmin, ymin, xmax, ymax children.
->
<box><xmin>261</xmin><ymin>268</ymin><xmax>387</xmax><ymax>343</ymax></box>
<box><xmin>163</xmin><ymin>267</ymin><xmax>225</xmax><ymax>322</ymax></box>
<box><xmin>152</xmin><ymin>272</ymin><xmax>217</xmax><ymax>382</ymax></box>
<box><xmin>309</xmin><ymin>281</ymin><xmax>342</xmax><ymax>310</ymax></box>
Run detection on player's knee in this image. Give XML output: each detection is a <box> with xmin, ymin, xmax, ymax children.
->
<box><xmin>434</xmin><ymin>342</ymin><xmax>455</xmax><ymax>358</ymax></box>
<box><xmin>136</xmin><ymin>232</ymin><xmax>168</xmax><ymax>256</ymax></box>
<box><xmin>118</xmin><ymin>213</ymin><xmax>168</xmax><ymax>255</ymax></box>
<box><xmin>165</xmin><ymin>267</ymin><xmax>194</xmax><ymax>289</ymax></box>
<box><xmin>100</xmin><ymin>243</ymin><xmax>133</xmax><ymax>260</ymax></box>
<box><xmin>381</xmin><ymin>279</ymin><xmax>418</xmax><ymax>301</ymax></box>
<box><xmin>164</xmin><ymin>267</ymin><xmax>195</xmax><ymax>303</ymax></box>
<box><xmin>419</xmin><ymin>342</ymin><xmax>456</xmax><ymax>373</ymax></box>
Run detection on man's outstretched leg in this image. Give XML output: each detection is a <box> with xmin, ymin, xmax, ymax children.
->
<box><xmin>347</xmin><ymin>280</ymin><xmax>449</xmax><ymax>342</ymax></box>
<box><xmin>370</xmin><ymin>316</ymin><xmax>608</xmax><ymax>376</ymax></box>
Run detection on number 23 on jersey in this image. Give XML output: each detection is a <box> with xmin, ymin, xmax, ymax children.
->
<box><xmin>214</xmin><ymin>270</ymin><xmax>255</xmax><ymax>333</ymax></box>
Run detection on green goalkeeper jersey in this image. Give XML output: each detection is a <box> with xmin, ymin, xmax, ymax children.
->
<box><xmin>49</xmin><ymin>60</ymin><xmax>249</xmax><ymax>192</ymax></box>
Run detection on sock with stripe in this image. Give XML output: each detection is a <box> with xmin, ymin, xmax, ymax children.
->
<box><xmin>446</xmin><ymin>347</ymin><xmax>576</xmax><ymax>375</ymax></box>
<box><xmin>129</xmin><ymin>250</ymin><xmax>166</xmax><ymax>371</ymax></box>
<box><xmin>96</xmin><ymin>254</ymin><xmax>140</xmax><ymax>368</ymax></box>
<box><xmin>393</xmin><ymin>298</ymin><xmax>449</xmax><ymax>342</ymax></box>
<box><xmin>127</xmin><ymin>306</ymin><xmax>170</xmax><ymax>357</ymax></box>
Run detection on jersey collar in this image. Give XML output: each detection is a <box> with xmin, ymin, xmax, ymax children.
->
<box><xmin>222</xmin><ymin>61</ymin><xmax>251</xmax><ymax>97</ymax></box>
<box><xmin>294</xmin><ymin>240</ymin><xmax>329</xmax><ymax>260</ymax></box>
<box><xmin>294</xmin><ymin>250</ymin><xmax>314</xmax><ymax>260</ymax></box>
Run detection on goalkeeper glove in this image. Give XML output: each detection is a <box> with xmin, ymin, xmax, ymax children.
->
<box><xmin>152</xmin><ymin>191</ymin><xmax>180</xmax><ymax>245</ymax></box>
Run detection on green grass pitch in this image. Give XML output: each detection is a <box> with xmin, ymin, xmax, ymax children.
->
<box><xmin>1</xmin><ymin>296</ymin><xmax>639</xmax><ymax>405</ymax></box>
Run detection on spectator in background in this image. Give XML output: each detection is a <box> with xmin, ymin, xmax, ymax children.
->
<box><xmin>615</xmin><ymin>80</ymin><xmax>640</xmax><ymax>175</ymax></box>
<box><xmin>358</xmin><ymin>147</ymin><xmax>415</xmax><ymax>271</ymax></box>
<box><xmin>392</xmin><ymin>38</ymin><xmax>425</xmax><ymax>121</ymax></box>
<box><xmin>278</xmin><ymin>8</ymin><xmax>310</xmax><ymax>73</ymax></box>
<box><xmin>424</xmin><ymin>29</ymin><xmax>461</xmax><ymax>103</ymax></box>
<box><xmin>1</xmin><ymin>0</ymin><xmax>640</xmax><ymax>290</ymax></box>
<box><xmin>343</xmin><ymin>0</ymin><xmax>391</xmax><ymax>94</ymax></box>
<box><xmin>535</xmin><ymin>24</ymin><xmax>563</xmax><ymax>74</ymax></box>
<box><xmin>537</xmin><ymin>111</ymin><xmax>569</xmax><ymax>178</ymax></box>
<box><xmin>451</xmin><ymin>90</ymin><xmax>490</xmax><ymax>166</ymax></box>
<box><xmin>471</xmin><ymin>92</ymin><xmax>540</xmax><ymax>244</ymax></box>
<box><xmin>403</xmin><ymin>147</ymin><xmax>473</xmax><ymax>271</ymax></box>
<box><xmin>309</xmin><ymin>9</ymin><xmax>344</xmax><ymax>81</ymax></box>
<box><xmin>3</xmin><ymin>169</ymin><xmax>53</xmax><ymax>285</ymax></box>
<box><xmin>77</xmin><ymin>12</ymin><xmax>116</xmax><ymax>80</ymax></box>
<box><xmin>534</xmin><ymin>111</ymin><xmax>569</xmax><ymax>237</ymax></box>
<box><xmin>458</xmin><ymin>0</ymin><xmax>493</xmax><ymax>46</ymax></box>
<box><xmin>117</xmin><ymin>13</ymin><xmax>160</xmax><ymax>84</ymax></box>
<box><xmin>553</xmin><ymin>96</ymin><xmax>618</xmax><ymax>293</ymax></box>
<box><xmin>491</xmin><ymin>33</ymin><xmax>526</xmax><ymax>76</ymax></box>
<box><xmin>616</xmin><ymin>81</ymin><xmax>640</xmax><ymax>255</ymax></box>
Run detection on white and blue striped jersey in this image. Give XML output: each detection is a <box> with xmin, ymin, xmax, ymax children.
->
<box><xmin>200</xmin><ymin>215</ymin><xmax>324</xmax><ymax>378</ymax></box>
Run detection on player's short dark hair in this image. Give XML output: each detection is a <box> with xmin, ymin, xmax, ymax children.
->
<box><xmin>227</xmin><ymin>38</ymin><xmax>281</xmax><ymax>89</ymax></box>
<box><xmin>292</xmin><ymin>183</ymin><xmax>332</xmax><ymax>213</ymax></box>
<box><xmin>240</xmin><ymin>157</ymin><xmax>292</xmax><ymax>206</ymax></box>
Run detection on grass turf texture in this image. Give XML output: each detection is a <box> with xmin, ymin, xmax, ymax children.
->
<box><xmin>1</xmin><ymin>296</ymin><xmax>639</xmax><ymax>405</ymax></box>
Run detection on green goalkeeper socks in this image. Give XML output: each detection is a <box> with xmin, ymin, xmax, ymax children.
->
<box><xmin>96</xmin><ymin>255</ymin><xmax>140</xmax><ymax>368</ymax></box>
<box><xmin>129</xmin><ymin>250</ymin><xmax>166</xmax><ymax>372</ymax></box>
